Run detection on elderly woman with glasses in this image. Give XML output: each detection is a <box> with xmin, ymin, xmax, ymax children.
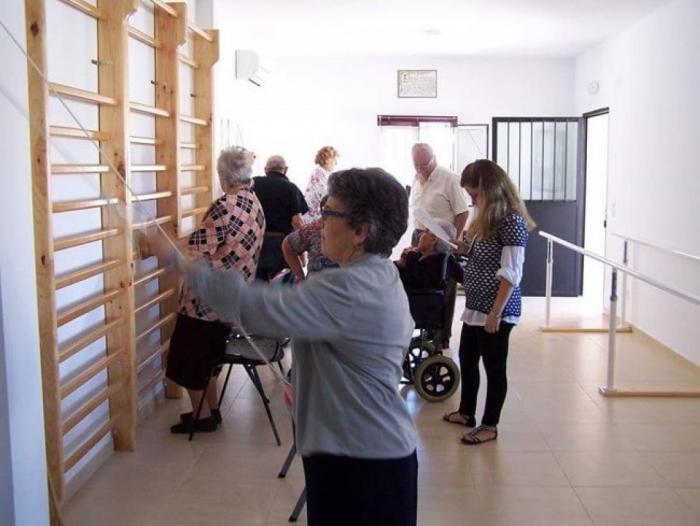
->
<box><xmin>152</xmin><ymin>168</ymin><xmax>418</xmax><ymax>526</ymax></box>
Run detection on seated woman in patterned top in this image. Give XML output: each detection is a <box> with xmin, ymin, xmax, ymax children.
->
<box><xmin>282</xmin><ymin>195</ymin><xmax>338</xmax><ymax>281</ymax></box>
<box><xmin>443</xmin><ymin>159</ymin><xmax>535</xmax><ymax>445</ymax></box>
<box><xmin>164</xmin><ymin>146</ymin><xmax>265</xmax><ymax>434</ymax></box>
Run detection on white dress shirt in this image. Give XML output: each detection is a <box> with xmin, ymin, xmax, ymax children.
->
<box><xmin>409</xmin><ymin>165</ymin><xmax>469</xmax><ymax>229</ymax></box>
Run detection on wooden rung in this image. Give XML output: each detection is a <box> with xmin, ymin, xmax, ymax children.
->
<box><xmin>58</xmin><ymin>318</ymin><xmax>123</xmax><ymax>362</ymax></box>
<box><xmin>178</xmin><ymin>53</ymin><xmax>199</xmax><ymax>68</ymax></box>
<box><xmin>133</xmin><ymin>266</ymin><xmax>170</xmax><ymax>287</ymax></box>
<box><xmin>131</xmin><ymin>164</ymin><xmax>167</xmax><ymax>172</ymax></box>
<box><xmin>138</xmin><ymin>370</ymin><xmax>165</xmax><ymax>395</ymax></box>
<box><xmin>134</xmin><ymin>288</ymin><xmax>176</xmax><ymax>315</ymax></box>
<box><xmin>180</xmin><ymin>142</ymin><xmax>198</xmax><ymax>150</ymax></box>
<box><xmin>61</xmin><ymin>350</ymin><xmax>123</xmax><ymax>399</ymax></box>
<box><xmin>48</xmin><ymin>82</ymin><xmax>117</xmax><ymax>106</ymax></box>
<box><xmin>64</xmin><ymin>417</ymin><xmax>117</xmax><ymax>472</ymax></box>
<box><xmin>127</xmin><ymin>25</ymin><xmax>161</xmax><ymax>48</ymax></box>
<box><xmin>180</xmin><ymin>115</ymin><xmax>208</xmax><ymax>126</ymax></box>
<box><xmin>50</xmin><ymin>126</ymin><xmax>108</xmax><ymax>141</ymax></box>
<box><xmin>181</xmin><ymin>164</ymin><xmax>205</xmax><ymax>172</ymax></box>
<box><xmin>56</xmin><ymin>289</ymin><xmax>122</xmax><ymax>327</ymax></box>
<box><xmin>181</xmin><ymin>206</ymin><xmax>208</xmax><ymax>219</ymax></box>
<box><xmin>57</xmin><ymin>0</ymin><xmax>101</xmax><ymax>19</ymax></box>
<box><xmin>54</xmin><ymin>228</ymin><xmax>120</xmax><ymax>251</ymax></box>
<box><xmin>52</xmin><ymin>197</ymin><xmax>119</xmax><ymax>213</ymax></box>
<box><xmin>187</xmin><ymin>23</ymin><xmax>213</xmax><ymax>42</ymax></box>
<box><xmin>181</xmin><ymin>185</ymin><xmax>209</xmax><ymax>195</ymax></box>
<box><xmin>130</xmin><ymin>135</ymin><xmax>162</xmax><ymax>146</ymax></box>
<box><xmin>137</xmin><ymin>340</ymin><xmax>170</xmax><ymax>373</ymax></box>
<box><xmin>55</xmin><ymin>258</ymin><xmax>121</xmax><ymax>289</ymax></box>
<box><xmin>51</xmin><ymin>164</ymin><xmax>110</xmax><ymax>174</ymax></box>
<box><xmin>150</xmin><ymin>0</ymin><xmax>178</xmax><ymax>16</ymax></box>
<box><xmin>133</xmin><ymin>191</ymin><xmax>173</xmax><ymax>202</ymax></box>
<box><xmin>62</xmin><ymin>383</ymin><xmax>121</xmax><ymax>434</ymax></box>
<box><xmin>132</xmin><ymin>215</ymin><xmax>173</xmax><ymax>230</ymax></box>
<box><xmin>130</xmin><ymin>102</ymin><xmax>170</xmax><ymax>118</ymax></box>
<box><xmin>136</xmin><ymin>312</ymin><xmax>176</xmax><ymax>343</ymax></box>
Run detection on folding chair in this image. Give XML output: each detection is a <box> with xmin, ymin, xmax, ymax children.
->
<box><xmin>277</xmin><ymin>378</ymin><xmax>307</xmax><ymax>522</ymax></box>
<box><xmin>190</xmin><ymin>331</ymin><xmax>288</xmax><ymax>443</ymax></box>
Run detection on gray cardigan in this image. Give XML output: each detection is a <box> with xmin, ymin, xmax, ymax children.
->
<box><xmin>186</xmin><ymin>253</ymin><xmax>418</xmax><ymax>459</ymax></box>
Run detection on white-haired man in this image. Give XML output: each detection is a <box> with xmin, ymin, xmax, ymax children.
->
<box><xmin>409</xmin><ymin>143</ymin><xmax>469</xmax><ymax>349</ymax></box>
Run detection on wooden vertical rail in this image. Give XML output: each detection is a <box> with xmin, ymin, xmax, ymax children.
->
<box><xmin>96</xmin><ymin>0</ymin><xmax>140</xmax><ymax>451</ymax></box>
<box><xmin>154</xmin><ymin>2</ymin><xmax>187</xmax><ymax>399</ymax></box>
<box><xmin>25</xmin><ymin>0</ymin><xmax>65</xmax><ymax>511</ymax></box>
<box><xmin>192</xmin><ymin>28</ymin><xmax>220</xmax><ymax>207</ymax></box>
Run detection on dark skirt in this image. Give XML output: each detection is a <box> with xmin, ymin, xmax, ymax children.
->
<box><xmin>302</xmin><ymin>451</ymin><xmax>418</xmax><ymax>526</ymax></box>
<box><xmin>165</xmin><ymin>313</ymin><xmax>231</xmax><ymax>390</ymax></box>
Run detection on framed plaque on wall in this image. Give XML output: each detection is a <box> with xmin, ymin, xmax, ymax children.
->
<box><xmin>397</xmin><ymin>69</ymin><xmax>437</xmax><ymax>98</ymax></box>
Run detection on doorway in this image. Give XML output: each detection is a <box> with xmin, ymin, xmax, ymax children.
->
<box><xmin>582</xmin><ymin>108</ymin><xmax>610</xmax><ymax>309</ymax></box>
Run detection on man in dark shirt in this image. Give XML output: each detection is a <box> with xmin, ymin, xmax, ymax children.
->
<box><xmin>253</xmin><ymin>155</ymin><xmax>309</xmax><ymax>281</ymax></box>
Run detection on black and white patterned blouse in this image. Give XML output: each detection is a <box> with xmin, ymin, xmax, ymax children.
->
<box><xmin>462</xmin><ymin>213</ymin><xmax>529</xmax><ymax>319</ymax></box>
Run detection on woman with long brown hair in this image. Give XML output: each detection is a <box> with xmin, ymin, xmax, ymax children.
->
<box><xmin>443</xmin><ymin>159</ymin><xmax>535</xmax><ymax>445</ymax></box>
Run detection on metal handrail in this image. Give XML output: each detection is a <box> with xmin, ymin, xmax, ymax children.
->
<box><xmin>610</xmin><ymin>231</ymin><xmax>700</xmax><ymax>263</ymax></box>
<box><xmin>539</xmin><ymin>231</ymin><xmax>700</xmax><ymax>397</ymax></box>
<box><xmin>540</xmin><ymin>232</ymin><xmax>700</xmax><ymax>307</ymax></box>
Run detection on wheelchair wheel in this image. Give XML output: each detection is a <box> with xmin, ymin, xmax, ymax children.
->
<box><xmin>414</xmin><ymin>355</ymin><xmax>460</xmax><ymax>403</ymax></box>
<box><xmin>403</xmin><ymin>337</ymin><xmax>436</xmax><ymax>381</ymax></box>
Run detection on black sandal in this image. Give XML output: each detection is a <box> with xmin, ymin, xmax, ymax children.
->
<box><xmin>442</xmin><ymin>411</ymin><xmax>476</xmax><ymax>427</ymax></box>
<box><xmin>461</xmin><ymin>425</ymin><xmax>498</xmax><ymax>445</ymax></box>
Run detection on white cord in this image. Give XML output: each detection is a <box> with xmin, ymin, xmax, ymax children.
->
<box><xmin>0</xmin><ymin>18</ymin><xmax>290</xmax><ymax>387</ymax></box>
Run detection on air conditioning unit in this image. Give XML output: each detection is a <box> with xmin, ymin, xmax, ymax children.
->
<box><xmin>235</xmin><ymin>49</ymin><xmax>270</xmax><ymax>87</ymax></box>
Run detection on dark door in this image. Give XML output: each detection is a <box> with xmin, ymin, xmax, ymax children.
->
<box><xmin>493</xmin><ymin>118</ymin><xmax>584</xmax><ymax>296</ymax></box>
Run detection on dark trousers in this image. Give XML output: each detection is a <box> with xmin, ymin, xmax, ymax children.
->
<box><xmin>256</xmin><ymin>236</ymin><xmax>286</xmax><ymax>281</ymax></box>
<box><xmin>411</xmin><ymin>228</ymin><xmax>457</xmax><ymax>347</ymax></box>
<box><xmin>302</xmin><ymin>451</ymin><xmax>418</xmax><ymax>526</ymax></box>
<box><xmin>458</xmin><ymin>322</ymin><xmax>514</xmax><ymax>426</ymax></box>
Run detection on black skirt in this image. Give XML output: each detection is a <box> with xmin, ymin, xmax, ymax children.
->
<box><xmin>302</xmin><ymin>451</ymin><xmax>418</xmax><ymax>526</ymax></box>
<box><xmin>165</xmin><ymin>313</ymin><xmax>231</xmax><ymax>390</ymax></box>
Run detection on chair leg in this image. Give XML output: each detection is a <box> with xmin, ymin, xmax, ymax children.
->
<box><xmin>277</xmin><ymin>360</ymin><xmax>286</xmax><ymax>377</ymax></box>
<box><xmin>217</xmin><ymin>363</ymin><xmax>234</xmax><ymax>408</ymax></box>
<box><xmin>246</xmin><ymin>365</ymin><xmax>282</xmax><ymax>446</ymax></box>
<box><xmin>288</xmin><ymin>487</ymin><xmax>306</xmax><ymax>523</ymax></box>
<box><xmin>189</xmin><ymin>372</ymin><xmax>213</xmax><ymax>442</ymax></box>
<box><xmin>278</xmin><ymin>442</ymin><xmax>296</xmax><ymax>478</ymax></box>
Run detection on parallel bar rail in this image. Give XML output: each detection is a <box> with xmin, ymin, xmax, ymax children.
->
<box><xmin>539</xmin><ymin>231</ymin><xmax>700</xmax><ymax>397</ymax></box>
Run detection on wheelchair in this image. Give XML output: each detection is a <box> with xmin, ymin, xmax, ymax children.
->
<box><xmin>401</xmin><ymin>254</ymin><xmax>461</xmax><ymax>403</ymax></box>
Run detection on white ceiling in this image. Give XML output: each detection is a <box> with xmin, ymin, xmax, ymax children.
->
<box><xmin>214</xmin><ymin>0</ymin><xmax>671</xmax><ymax>58</ymax></box>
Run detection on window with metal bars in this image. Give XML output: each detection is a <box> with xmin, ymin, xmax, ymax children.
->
<box><xmin>492</xmin><ymin>118</ymin><xmax>579</xmax><ymax>201</ymax></box>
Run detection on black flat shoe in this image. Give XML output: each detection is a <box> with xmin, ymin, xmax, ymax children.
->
<box><xmin>170</xmin><ymin>415</ymin><xmax>218</xmax><ymax>434</ymax></box>
<box><xmin>180</xmin><ymin>408</ymin><xmax>222</xmax><ymax>424</ymax></box>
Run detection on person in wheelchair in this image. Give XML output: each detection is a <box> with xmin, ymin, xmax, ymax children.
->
<box><xmin>396</xmin><ymin>220</ymin><xmax>463</xmax><ymax>346</ymax></box>
<box><xmin>395</xmin><ymin>220</ymin><xmax>463</xmax><ymax>401</ymax></box>
<box><xmin>395</xmin><ymin>219</ymin><xmax>462</xmax><ymax>290</ymax></box>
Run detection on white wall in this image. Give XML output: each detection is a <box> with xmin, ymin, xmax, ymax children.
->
<box><xmin>575</xmin><ymin>0</ymin><xmax>700</xmax><ymax>365</ymax></box>
<box><xmin>0</xmin><ymin>0</ymin><xmax>51</xmax><ymax>524</ymax></box>
<box><xmin>215</xmin><ymin>48</ymin><xmax>576</xmax><ymax>189</ymax></box>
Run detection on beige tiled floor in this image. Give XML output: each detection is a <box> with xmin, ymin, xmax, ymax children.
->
<box><xmin>63</xmin><ymin>297</ymin><xmax>700</xmax><ymax>525</ymax></box>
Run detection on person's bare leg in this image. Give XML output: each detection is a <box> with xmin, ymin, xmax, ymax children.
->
<box><xmin>205</xmin><ymin>380</ymin><xmax>219</xmax><ymax>413</ymax></box>
<box><xmin>186</xmin><ymin>388</ymin><xmax>211</xmax><ymax>419</ymax></box>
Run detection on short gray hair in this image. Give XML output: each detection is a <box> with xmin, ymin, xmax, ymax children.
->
<box><xmin>217</xmin><ymin>146</ymin><xmax>253</xmax><ymax>186</ymax></box>
<box><xmin>265</xmin><ymin>155</ymin><xmax>287</xmax><ymax>173</ymax></box>
<box><xmin>411</xmin><ymin>143</ymin><xmax>435</xmax><ymax>158</ymax></box>
<box><xmin>327</xmin><ymin>168</ymin><xmax>408</xmax><ymax>257</ymax></box>
<box><xmin>432</xmin><ymin>218</ymin><xmax>456</xmax><ymax>254</ymax></box>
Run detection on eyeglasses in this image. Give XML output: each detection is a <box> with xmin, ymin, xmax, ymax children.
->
<box><xmin>320</xmin><ymin>206</ymin><xmax>348</xmax><ymax>220</ymax></box>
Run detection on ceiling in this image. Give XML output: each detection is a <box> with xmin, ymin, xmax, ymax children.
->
<box><xmin>214</xmin><ymin>0</ymin><xmax>671</xmax><ymax>58</ymax></box>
